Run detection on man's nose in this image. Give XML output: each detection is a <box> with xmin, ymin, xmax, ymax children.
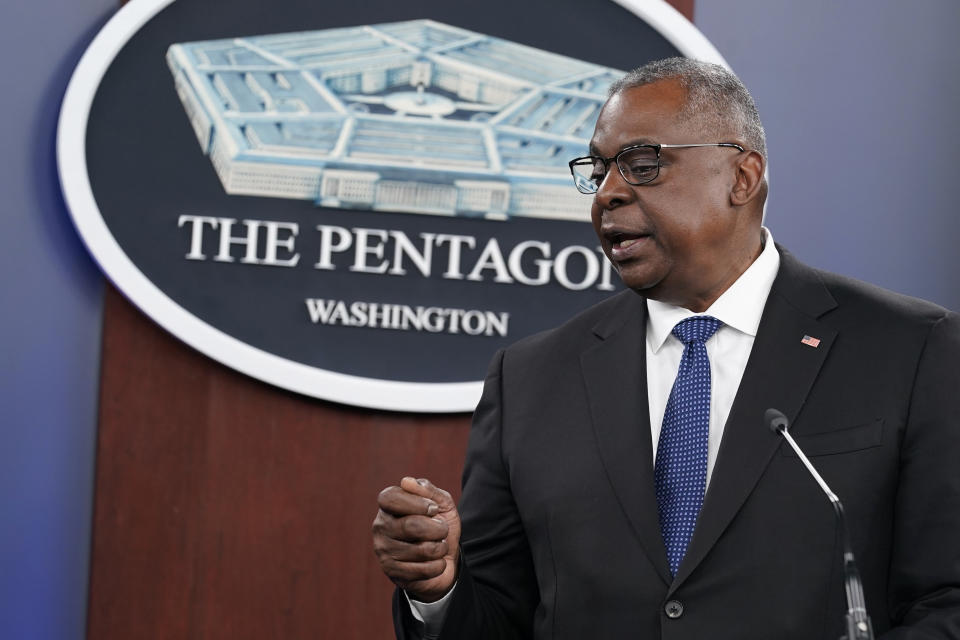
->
<box><xmin>593</xmin><ymin>166</ymin><xmax>635</xmax><ymax>211</ymax></box>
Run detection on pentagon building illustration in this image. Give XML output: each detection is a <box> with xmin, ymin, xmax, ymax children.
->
<box><xmin>166</xmin><ymin>20</ymin><xmax>623</xmax><ymax>221</ymax></box>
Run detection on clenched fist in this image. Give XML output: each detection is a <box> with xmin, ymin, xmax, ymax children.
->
<box><xmin>372</xmin><ymin>477</ymin><xmax>461</xmax><ymax>603</ymax></box>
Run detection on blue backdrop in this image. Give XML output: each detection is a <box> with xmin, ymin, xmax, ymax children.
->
<box><xmin>0</xmin><ymin>0</ymin><xmax>113</xmax><ymax>637</ymax></box>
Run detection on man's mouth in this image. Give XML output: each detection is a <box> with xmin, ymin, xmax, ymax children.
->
<box><xmin>607</xmin><ymin>231</ymin><xmax>650</xmax><ymax>257</ymax></box>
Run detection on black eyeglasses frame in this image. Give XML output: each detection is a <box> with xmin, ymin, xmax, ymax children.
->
<box><xmin>568</xmin><ymin>142</ymin><xmax>745</xmax><ymax>194</ymax></box>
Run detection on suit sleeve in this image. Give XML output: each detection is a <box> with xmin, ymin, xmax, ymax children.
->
<box><xmin>881</xmin><ymin>310</ymin><xmax>960</xmax><ymax>638</ymax></box>
<box><xmin>438</xmin><ymin>348</ymin><xmax>539</xmax><ymax>639</ymax></box>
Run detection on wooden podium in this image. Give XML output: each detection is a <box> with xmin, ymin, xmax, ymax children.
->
<box><xmin>86</xmin><ymin>286</ymin><xmax>470</xmax><ymax>639</ymax></box>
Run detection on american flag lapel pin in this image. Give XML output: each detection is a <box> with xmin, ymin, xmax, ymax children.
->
<box><xmin>801</xmin><ymin>335</ymin><xmax>821</xmax><ymax>348</ymax></box>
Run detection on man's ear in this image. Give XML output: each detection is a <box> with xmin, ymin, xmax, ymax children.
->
<box><xmin>731</xmin><ymin>150</ymin><xmax>765</xmax><ymax>206</ymax></box>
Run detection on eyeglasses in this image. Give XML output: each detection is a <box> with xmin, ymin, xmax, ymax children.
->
<box><xmin>568</xmin><ymin>143</ymin><xmax>745</xmax><ymax>194</ymax></box>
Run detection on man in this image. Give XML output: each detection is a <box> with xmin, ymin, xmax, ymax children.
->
<box><xmin>372</xmin><ymin>58</ymin><xmax>960</xmax><ymax>639</ymax></box>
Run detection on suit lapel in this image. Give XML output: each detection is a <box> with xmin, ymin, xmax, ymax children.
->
<box><xmin>670</xmin><ymin>247</ymin><xmax>839</xmax><ymax>591</ymax></box>
<box><xmin>581</xmin><ymin>292</ymin><xmax>673</xmax><ymax>585</ymax></box>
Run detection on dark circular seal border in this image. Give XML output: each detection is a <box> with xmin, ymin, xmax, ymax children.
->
<box><xmin>57</xmin><ymin>0</ymin><xmax>729</xmax><ymax>412</ymax></box>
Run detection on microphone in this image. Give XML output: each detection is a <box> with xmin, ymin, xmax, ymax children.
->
<box><xmin>764</xmin><ymin>408</ymin><xmax>874</xmax><ymax>640</ymax></box>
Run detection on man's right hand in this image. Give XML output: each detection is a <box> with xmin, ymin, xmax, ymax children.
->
<box><xmin>373</xmin><ymin>477</ymin><xmax>461</xmax><ymax>603</ymax></box>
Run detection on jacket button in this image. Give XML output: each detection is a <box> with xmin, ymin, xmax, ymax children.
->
<box><xmin>664</xmin><ymin>600</ymin><xmax>684</xmax><ymax>619</ymax></box>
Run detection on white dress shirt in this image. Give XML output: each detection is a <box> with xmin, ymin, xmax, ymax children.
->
<box><xmin>646</xmin><ymin>228</ymin><xmax>780</xmax><ymax>484</ymax></box>
<box><xmin>408</xmin><ymin>230</ymin><xmax>781</xmax><ymax>636</ymax></box>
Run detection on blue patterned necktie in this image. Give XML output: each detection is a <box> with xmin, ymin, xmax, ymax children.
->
<box><xmin>654</xmin><ymin>315</ymin><xmax>722</xmax><ymax>576</ymax></box>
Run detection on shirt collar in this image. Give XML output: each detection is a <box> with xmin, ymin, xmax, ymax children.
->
<box><xmin>646</xmin><ymin>227</ymin><xmax>781</xmax><ymax>353</ymax></box>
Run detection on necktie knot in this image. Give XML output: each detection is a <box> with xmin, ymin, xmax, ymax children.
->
<box><xmin>672</xmin><ymin>315</ymin><xmax>722</xmax><ymax>345</ymax></box>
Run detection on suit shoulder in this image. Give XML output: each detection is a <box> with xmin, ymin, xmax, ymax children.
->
<box><xmin>776</xmin><ymin>246</ymin><xmax>953</xmax><ymax>329</ymax></box>
<box><xmin>811</xmin><ymin>266</ymin><xmax>952</xmax><ymax>328</ymax></box>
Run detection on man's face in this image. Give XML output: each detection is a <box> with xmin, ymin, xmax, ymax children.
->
<box><xmin>589</xmin><ymin>79</ymin><xmax>758</xmax><ymax>311</ymax></box>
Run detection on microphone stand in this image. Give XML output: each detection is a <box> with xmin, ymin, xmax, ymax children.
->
<box><xmin>765</xmin><ymin>409</ymin><xmax>875</xmax><ymax>640</ymax></box>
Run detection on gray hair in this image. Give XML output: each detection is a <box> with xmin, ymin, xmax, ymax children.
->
<box><xmin>609</xmin><ymin>57</ymin><xmax>767</xmax><ymax>158</ymax></box>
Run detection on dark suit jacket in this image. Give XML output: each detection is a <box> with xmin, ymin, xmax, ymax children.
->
<box><xmin>394</xmin><ymin>247</ymin><xmax>960</xmax><ymax>639</ymax></box>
